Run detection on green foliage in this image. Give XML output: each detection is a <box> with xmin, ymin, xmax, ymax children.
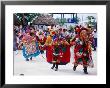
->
<box><xmin>15</xmin><ymin>13</ymin><xmax>41</xmax><ymax>25</ymax></box>
<box><xmin>60</xmin><ymin>18</ymin><xmax>67</xmax><ymax>25</ymax></box>
<box><xmin>69</xmin><ymin>25</ymin><xmax>74</xmax><ymax>31</ymax></box>
<box><xmin>87</xmin><ymin>16</ymin><xmax>96</xmax><ymax>27</ymax></box>
<box><xmin>76</xmin><ymin>17</ymin><xmax>80</xmax><ymax>23</ymax></box>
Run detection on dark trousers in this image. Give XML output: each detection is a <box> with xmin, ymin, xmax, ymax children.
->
<box><xmin>52</xmin><ymin>63</ymin><xmax>58</xmax><ymax>69</ymax></box>
<box><xmin>40</xmin><ymin>50</ymin><xmax>44</xmax><ymax>54</ymax></box>
<box><xmin>94</xmin><ymin>38</ymin><xmax>97</xmax><ymax>50</ymax></box>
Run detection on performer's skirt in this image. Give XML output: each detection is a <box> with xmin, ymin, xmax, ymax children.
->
<box><xmin>22</xmin><ymin>42</ymin><xmax>40</xmax><ymax>59</ymax></box>
<box><xmin>46</xmin><ymin>45</ymin><xmax>70</xmax><ymax>65</ymax></box>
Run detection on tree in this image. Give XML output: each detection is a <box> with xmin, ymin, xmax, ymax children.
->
<box><xmin>87</xmin><ymin>16</ymin><xmax>96</xmax><ymax>27</ymax></box>
<box><xmin>14</xmin><ymin>13</ymin><xmax>41</xmax><ymax>26</ymax></box>
<box><xmin>69</xmin><ymin>25</ymin><xmax>74</xmax><ymax>32</ymax></box>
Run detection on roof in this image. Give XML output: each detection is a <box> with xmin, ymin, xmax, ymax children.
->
<box><xmin>32</xmin><ymin>14</ymin><xmax>58</xmax><ymax>26</ymax></box>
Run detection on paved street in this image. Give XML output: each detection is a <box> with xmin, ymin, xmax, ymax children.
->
<box><xmin>14</xmin><ymin>47</ymin><xmax>97</xmax><ymax>76</ymax></box>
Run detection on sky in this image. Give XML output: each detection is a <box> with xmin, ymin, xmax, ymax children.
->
<box><xmin>53</xmin><ymin>13</ymin><xmax>97</xmax><ymax>22</ymax></box>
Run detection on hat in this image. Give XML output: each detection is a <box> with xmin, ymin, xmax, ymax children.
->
<box><xmin>52</xmin><ymin>31</ymin><xmax>56</xmax><ymax>35</ymax></box>
<box><xmin>50</xmin><ymin>30</ymin><xmax>55</xmax><ymax>36</ymax></box>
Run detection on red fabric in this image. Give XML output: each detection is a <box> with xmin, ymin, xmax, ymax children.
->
<box><xmin>46</xmin><ymin>45</ymin><xmax>70</xmax><ymax>64</ymax></box>
<box><xmin>74</xmin><ymin>44</ymin><xmax>90</xmax><ymax>65</ymax></box>
<box><xmin>39</xmin><ymin>37</ymin><xmax>46</xmax><ymax>44</ymax></box>
<box><xmin>75</xmin><ymin>28</ymin><xmax>81</xmax><ymax>34</ymax></box>
<box><xmin>59</xmin><ymin>45</ymin><xmax>70</xmax><ymax>63</ymax></box>
<box><xmin>46</xmin><ymin>45</ymin><xmax>53</xmax><ymax>62</ymax></box>
<box><xmin>39</xmin><ymin>37</ymin><xmax>47</xmax><ymax>50</ymax></box>
<box><xmin>74</xmin><ymin>45</ymin><xmax>82</xmax><ymax>61</ymax></box>
<box><xmin>36</xmin><ymin>36</ymin><xmax>39</xmax><ymax>41</ymax></box>
<box><xmin>39</xmin><ymin>45</ymin><xmax>46</xmax><ymax>50</ymax></box>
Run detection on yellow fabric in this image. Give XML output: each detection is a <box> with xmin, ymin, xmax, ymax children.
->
<box><xmin>45</xmin><ymin>35</ymin><xmax>52</xmax><ymax>45</ymax></box>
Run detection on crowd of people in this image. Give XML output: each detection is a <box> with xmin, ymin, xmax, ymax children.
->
<box><xmin>13</xmin><ymin>24</ymin><xmax>97</xmax><ymax>74</ymax></box>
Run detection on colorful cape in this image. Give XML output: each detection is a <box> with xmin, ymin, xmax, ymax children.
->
<box><xmin>22</xmin><ymin>34</ymin><xmax>40</xmax><ymax>59</ymax></box>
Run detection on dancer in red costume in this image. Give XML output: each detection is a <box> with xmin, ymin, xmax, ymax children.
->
<box><xmin>38</xmin><ymin>32</ymin><xmax>47</xmax><ymax>54</ymax></box>
<box><xmin>51</xmin><ymin>38</ymin><xmax>60</xmax><ymax>71</ymax></box>
<box><xmin>59</xmin><ymin>38</ymin><xmax>70</xmax><ymax>65</ymax></box>
<box><xmin>70</xmin><ymin>28</ymin><xmax>94</xmax><ymax>74</ymax></box>
<box><xmin>45</xmin><ymin>34</ymin><xmax>53</xmax><ymax>63</ymax></box>
<box><xmin>45</xmin><ymin>29</ymin><xmax>71</xmax><ymax>71</ymax></box>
